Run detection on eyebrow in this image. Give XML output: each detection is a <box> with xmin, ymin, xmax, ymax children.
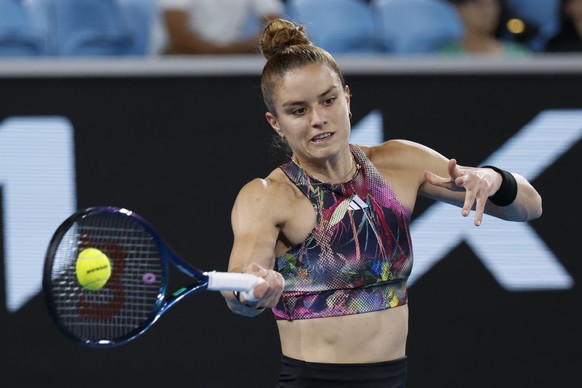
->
<box><xmin>281</xmin><ymin>85</ymin><xmax>338</xmax><ymax>108</ymax></box>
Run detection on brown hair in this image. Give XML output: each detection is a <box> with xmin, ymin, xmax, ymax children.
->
<box><xmin>259</xmin><ymin>19</ymin><xmax>346</xmax><ymax>115</ymax></box>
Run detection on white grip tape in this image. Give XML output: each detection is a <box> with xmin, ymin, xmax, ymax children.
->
<box><xmin>205</xmin><ymin>271</ymin><xmax>264</xmax><ymax>293</ymax></box>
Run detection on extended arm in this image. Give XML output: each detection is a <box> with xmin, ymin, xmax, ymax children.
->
<box><xmin>221</xmin><ymin>178</ymin><xmax>285</xmax><ymax>317</ymax></box>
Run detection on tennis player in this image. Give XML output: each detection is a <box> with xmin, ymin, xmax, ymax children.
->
<box><xmin>222</xmin><ymin>18</ymin><xmax>543</xmax><ymax>387</ymax></box>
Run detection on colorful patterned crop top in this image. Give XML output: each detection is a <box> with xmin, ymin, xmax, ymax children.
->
<box><xmin>272</xmin><ymin>144</ymin><xmax>413</xmax><ymax>321</ymax></box>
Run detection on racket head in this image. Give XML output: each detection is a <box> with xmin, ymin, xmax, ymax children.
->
<box><xmin>43</xmin><ymin>206</ymin><xmax>206</xmax><ymax>347</ymax></box>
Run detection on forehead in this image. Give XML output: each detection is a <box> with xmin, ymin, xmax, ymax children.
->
<box><xmin>276</xmin><ymin>63</ymin><xmax>342</xmax><ymax>102</ymax></box>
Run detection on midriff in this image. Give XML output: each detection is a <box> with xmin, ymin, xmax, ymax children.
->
<box><xmin>276</xmin><ymin>304</ymin><xmax>408</xmax><ymax>363</ymax></box>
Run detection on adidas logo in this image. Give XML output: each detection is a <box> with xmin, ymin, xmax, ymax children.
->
<box><xmin>348</xmin><ymin>194</ymin><xmax>368</xmax><ymax>210</ymax></box>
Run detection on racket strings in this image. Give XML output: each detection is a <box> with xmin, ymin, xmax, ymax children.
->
<box><xmin>48</xmin><ymin>213</ymin><xmax>167</xmax><ymax>344</ymax></box>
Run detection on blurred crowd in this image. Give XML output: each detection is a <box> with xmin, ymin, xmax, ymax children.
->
<box><xmin>1</xmin><ymin>0</ymin><xmax>581</xmax><ymax>58</ymax></box>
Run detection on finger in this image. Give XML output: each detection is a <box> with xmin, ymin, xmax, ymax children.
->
<box><xmin>243</xmin><ymin>263</ymin><xmax>271</xmax><ymax>279</ymax></box>
<box><xmin>454</xmin><ymin>174</ymin><xmax>466</xmax><ymax>188</ymax></box>
<box><xmin>265</xmin><ymin>271</ymin><xmax>285</xmax><ymax>308</ymax></box>
<box><xmin>472</xmin><ymin>182</ymin><xmax>491</xmax><ymax>226</ymax></box>
<box><xmin>473</xmin><ymin>196</ymin><xmax>487</xmax><ymax>227</ymax></box>
<box><xmin>257</xmin><ymin>267</ymin><xmax>268</xmax><ymax>278</ymax></box>
<box><xmin>461</xmin><ymin>183</ymin><xmax>477</xmax><ymax>218</ymax></box>
<box><xmin>424</xmin><ymin>170</ymin><xmax>451</xmax><ymax>189</ymax></box>
<box><xmin>448</xmin><ymin>158</ymin><xmax>459</xmax><ymax>177</ymax></box>
<box><xmin>241</xmin><ymin>278</ymin><xmax>267</xmax><ymax>302</ymax></box>
<box><xmin>254</xmin><ymin>271</ymin><xmax>285</xmax><ymax>308</ymax></box>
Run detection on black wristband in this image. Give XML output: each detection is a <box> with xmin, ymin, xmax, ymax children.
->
<box><xmin>482</xmin><ymin>165</ymin><xmax>518</xmax><ymax>207</ymax></box>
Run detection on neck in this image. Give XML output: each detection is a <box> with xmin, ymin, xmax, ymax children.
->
<box><xmin>292</xmin><ymin>153</ymin><xmax>361</xmax><ymax>184</ymax></box>
<box><xmin>461</xmin><ymin>34</ymin><xmax>502</xmax><ymax>53</ymax></box>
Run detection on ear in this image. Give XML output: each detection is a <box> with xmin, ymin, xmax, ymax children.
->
<box><xmin>265</xmin><ymin>111</ymin><xmax>283</xmax><ymax>137</ymax></box>
<box><xmin>345</xmin><ymin>84</ymin><xmax>351</xmax><ymax>107</ymax></box>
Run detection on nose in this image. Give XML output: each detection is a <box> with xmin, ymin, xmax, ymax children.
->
<box><xmin>310</xmin><ymin>106</ymin><xmax>327</xmax><ymax>128</ymax></box>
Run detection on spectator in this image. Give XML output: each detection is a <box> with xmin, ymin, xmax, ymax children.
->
<box><xmin>157</xmin><ymin>0</ymin><xmax>284</xmax><ymax>55</ymax></box>
<box><xmin>439</xmin><ymin>0</ymin><xmax>530</xmax><ymax>55</ymax></box>
<box><xmin>546</xmin><ymin>0</ymin><xmax>582</xmax><ymax>52</ymax></box>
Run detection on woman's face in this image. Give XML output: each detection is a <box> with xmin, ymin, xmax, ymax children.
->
<box><xmin>565</xmin><ymin>0</ymin><xmax>582</xmax><ymax>21</ymax></box>
<box><xmin>458</xmin><ymin>0</ymin><xmax>501</xmax><ymax>35</ymax></box>
<box><xmin>265</xmin><ymin>63</ymin><xmax>351</xmax><ymax>163</ymax></box>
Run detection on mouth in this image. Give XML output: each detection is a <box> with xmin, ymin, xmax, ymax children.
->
<box><xmin>311</xmin><ymin>132</ymin><xmax>333</xmax><ymax>143</ymax></box>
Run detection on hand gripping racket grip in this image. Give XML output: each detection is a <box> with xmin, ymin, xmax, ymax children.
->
<box><xmin>205</xmin><ymin>271</ymin><xmax>266</xmax><ymax>301</ymax></box>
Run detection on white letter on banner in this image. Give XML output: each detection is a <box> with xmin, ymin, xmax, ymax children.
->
<box><xmin>0</xmin><ymin>117</ymin><xmax>76</xmax><ymax>312</ymax></box>
<box><xmin>410</xmin><ymin>110</ymin><xmax>580</xmax><ymax>290</ymax></box>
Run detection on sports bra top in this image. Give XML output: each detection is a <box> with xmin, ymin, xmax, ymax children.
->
<box><xmin>272</xmin><ymin>144</ymin><xmax>413</xmax><ymax>321</ymax></box>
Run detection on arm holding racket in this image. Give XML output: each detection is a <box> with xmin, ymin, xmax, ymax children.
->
<box><xmin>223</xmin><ymin>178</ymin><xmax>287</xmax><ymax>317</ymax></box>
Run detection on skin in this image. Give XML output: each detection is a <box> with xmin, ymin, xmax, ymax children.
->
<box><xmin>456</xmin><ymin>0</ymin><xmax>505</xmax><ymax>54</ymax></box>
<box><xmin>564</xmin><ymin>0</ymin><xmax>582</xmax><ymax>36</ymax></box>
<box><xmin>222</xmin><ymin>62</ymin><xmax>542</xmax><ymax>363</ymax></box>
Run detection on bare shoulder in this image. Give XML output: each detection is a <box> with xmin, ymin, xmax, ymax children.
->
<box><xmin>359</xmin><ymin>139</ymin><xmax>446</xmax><ymax>172</ymax></box>
<box><xmin>232</xmin><ymin>167</ymin><xmax>302</xmax><ymax>225</ymax></box>
<box><xmin>354</xmin><ymin>140</ymin><xmax>451</xmax><ymax>211</ymax></box>
<box><xmin>232</xmin><ymin>166</ymin><xmax>315</xmax><ymax>256</ymax></box>
<box><xmin>236</xmin><ymin>168</ymin><xmax>299</xmax><ymax>204</ymax></box>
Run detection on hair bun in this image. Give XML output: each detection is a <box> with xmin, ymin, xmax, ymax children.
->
<box><xmin>260</xmin><ymin>19</ymin><xmax>312</xmax><ymax>60</ymax></box>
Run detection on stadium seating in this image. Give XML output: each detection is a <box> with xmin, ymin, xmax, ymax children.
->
<box><xmin>285</xmin><ymin>0</ymin><xmax>380</xmax><ymax>55</ymax></box>
<box><xmin>1</xmin><ymin>0</ymin><xmax>561</xmax><ymax>58</ymax></box>
<box><xmin>53</xmin><ymin>0</ymin><xmax>133</xmax><ymax>56</ymax></box>
<box><xmin>118</xmin><ymin>0</ymin><xmax>157</xmax><ymax>56</ymax></box>
<box><xmin>372</xmin><ymin>0</ymin><xmax>465</xmax><ymax>54</ymax></box>
<box><xmin>0</xmin><ymin>0</ymin><xmax>47</xmax><ymax>57</ymax></box>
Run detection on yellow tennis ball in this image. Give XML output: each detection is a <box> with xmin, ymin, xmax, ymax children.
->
<box><xmin>76</xmin><ymin>248</ymin><xmax>112</xmax><ymax>291</ymax></box>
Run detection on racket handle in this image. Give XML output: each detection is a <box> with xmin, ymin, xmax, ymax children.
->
<box><xmin>205</xmin><ymin>271</ymin><xmax>264</xmax><ymax>293</ymax></box>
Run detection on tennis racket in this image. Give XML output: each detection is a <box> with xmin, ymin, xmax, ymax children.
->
<box><xmin>43</xmin><ymin>206</ymin><xmax>264</xmax><ymax>348</ymax></box>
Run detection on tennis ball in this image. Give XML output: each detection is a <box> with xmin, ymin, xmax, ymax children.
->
<box><xmin>76</xmin><ymin>248</ymin><xmax>112</xmax><ymax>291</ymax></box>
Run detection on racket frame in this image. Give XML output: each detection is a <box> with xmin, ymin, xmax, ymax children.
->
<box><xmin>43</xmin><ymin>206</ymin><xmax>260</xmax><ymax>348</ymax></box>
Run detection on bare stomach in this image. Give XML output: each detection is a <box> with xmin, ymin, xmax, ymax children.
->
<box><xmin>276</xmin><ymin>305</ymin><xmax>409</xmax><ymax>363</ymax></box>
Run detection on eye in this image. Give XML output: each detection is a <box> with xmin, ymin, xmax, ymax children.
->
<box><xmin>291</xmin><ymin>107</ymin><xmax>306</xmax><ymax>116</ymax></box>
<box><xmin>323</xmin><ymin>97</ymin><xmax>336</xmax><ymax>106</ymax></box>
